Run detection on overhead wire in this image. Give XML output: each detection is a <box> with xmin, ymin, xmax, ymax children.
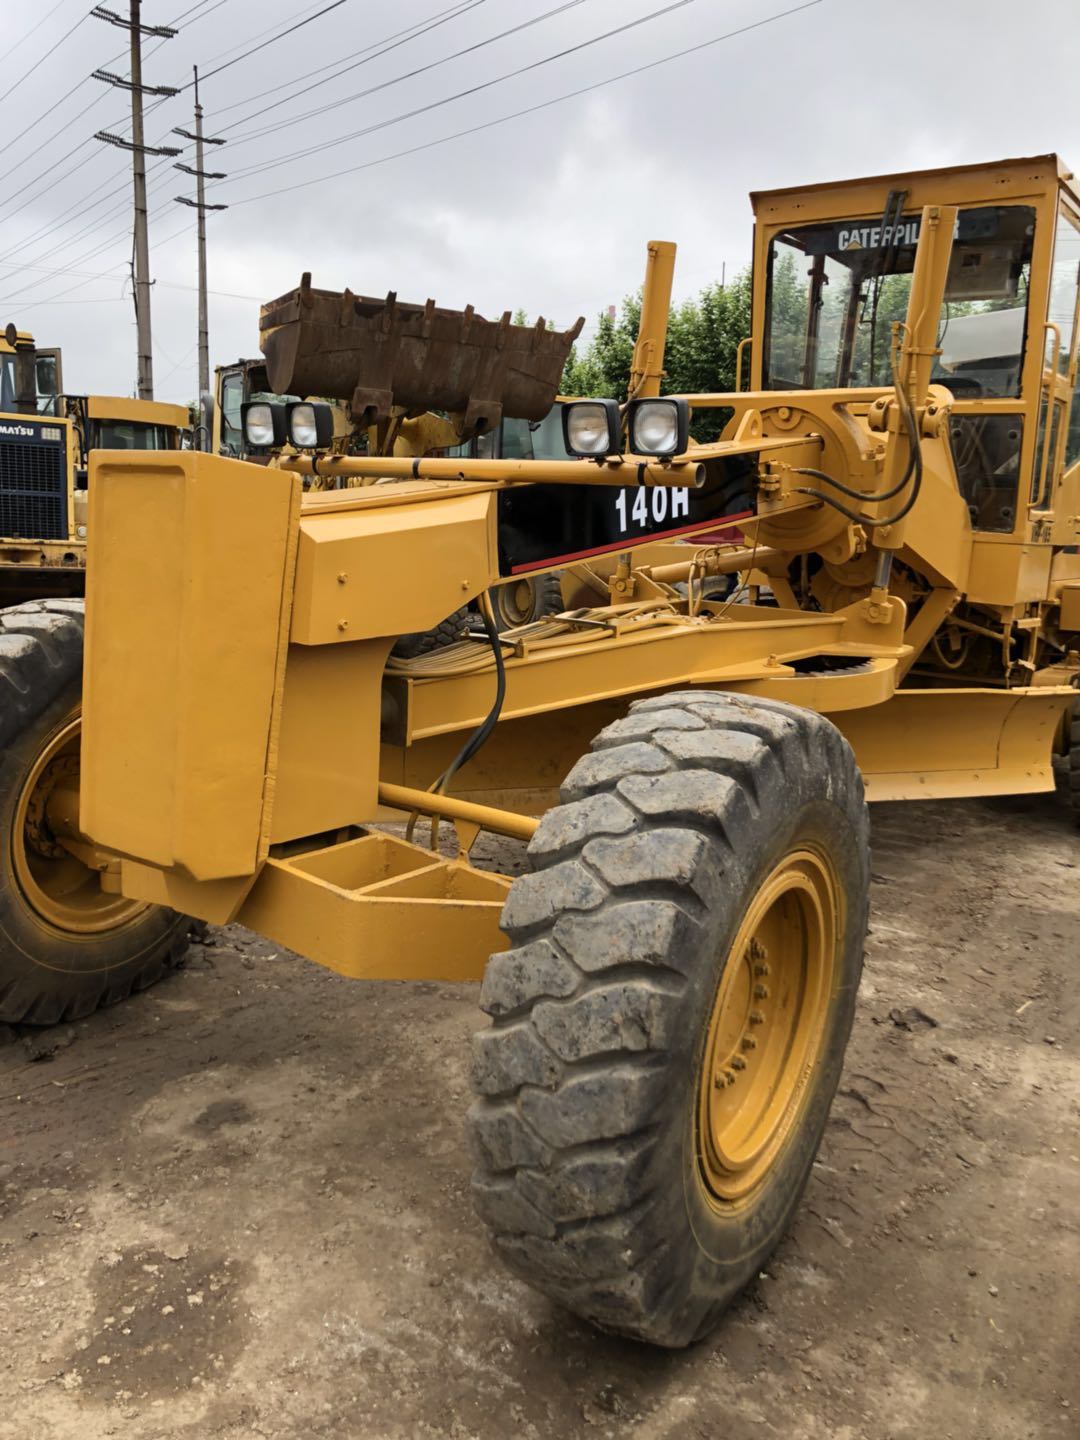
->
<box><xmin>219</xmin><ymin>0</ymin><xmax>823</xmax><ymax>208</ymax></box>
<box><xmin>221</xmin><ymin>0</ymin><xmax>704</xmax><ymax>178</ymax></box>
<box><xmin>209</xmin><ymin>0</ymin><xmax>485</xmax><ymax>123</ymax></box>
<box><xmin>0</xmin><ymin>0</ymin><xmax>225</xmax><ymax>203</ymax></box>
<box><xmin>0</xmin><ymin>5</ymin><xmax>93</xmax><ymax>107</ymax></box>
<box><xmin>0</xmin><ymin>0</ymin><xmax>77</xmax><ymax>64</ymax></box>
<box><xmin>1</xmin><ymin>0</ymin><xmax>484</xmax><ymax>302</ymax></box>
<box><xmin>218</xmin><ymin>0</ymin><xmax>596</xmax><ymax>146</ymax></box>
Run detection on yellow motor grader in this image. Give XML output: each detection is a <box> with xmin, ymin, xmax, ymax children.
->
<box><xmin>3</xmin><ymin>154</ymin><xmax>1079</xmax><ymax>1346</ymax></box>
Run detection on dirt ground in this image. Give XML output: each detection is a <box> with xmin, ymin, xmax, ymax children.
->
<box><xmin>1</xmin><ymin>784</ymin><xmax>1077</xmax><ymax>1440</ymax></box>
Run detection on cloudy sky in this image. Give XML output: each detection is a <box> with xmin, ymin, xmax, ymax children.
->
<box><xmin>3</xmin><ymin>0</ymin><xmax>1079</xmax><ymax>404</ymax></box>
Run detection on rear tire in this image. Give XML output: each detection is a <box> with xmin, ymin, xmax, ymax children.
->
<box><xmin>468</xmin><ymin>690</ymin><xmax>869</xmax><ymax>1346</ymax></box>
<box><xmin>391</xmin><ymin>606</ymin><xmax>470</xmax><ymax>660</ymax></box>
<box><xmin>490</xmin><ymin>573</ymin><xmax>563</xmax><ymax>631</ymax></box>
<box><xmin>0</xmin><ymin>600</ymin><xmax>190</xmax><ymax>1025</ymax></box>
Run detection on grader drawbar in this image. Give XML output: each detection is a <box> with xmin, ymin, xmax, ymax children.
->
<box><xmin>4</xmin><ymin>154</ymin><xmax>1079</xmax><ymax>1347</ymax></box>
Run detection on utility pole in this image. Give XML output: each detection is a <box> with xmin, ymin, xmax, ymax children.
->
<box><xmin>92</xmin><ymin>2</ymin><xmax>179</xmax><ymax>399</ymax></box>
<box><xmin>173</xmin><ymin>68</ymin><xmax>227</xmax><ymax>406</ymax></box>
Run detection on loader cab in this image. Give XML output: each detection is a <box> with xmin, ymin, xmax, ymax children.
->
<box><xmin>214</xmin><ymin>359</ymin><xmax>306</xmax><ymax>462</ymax></box>
<box><xmin>751</xmin><ymin>155</ymin><xmax>1080</xmax><ymax>540</ymax></box>
<box><xmin>0</xmin><ymin>330</ymin><xmax>63</xmax><ymax>418</ymax></box>
<box><xmin>77</xmin><ymin>396</ymin><xmax>185</xmax><ymax>459</ymax></box>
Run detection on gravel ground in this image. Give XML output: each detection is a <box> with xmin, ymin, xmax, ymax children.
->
<box><xmin>1</xmin><ymin>785</ymin><xmax>1077</xmax><ymax>1440</ymax></box>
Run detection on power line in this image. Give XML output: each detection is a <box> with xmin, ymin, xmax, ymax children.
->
<box><xmin>0</xmin><ymin>5</ymin><xmax>93</xmax><ymax>106</ymax></box>
<box><xmin>211</xmin><ymin>0</ymin><xmax>488</xmax><ymax>134</ymax></box>
<box><xmin>0</xmin><ymin>0</ymin><xmax>477</xmax><ymax>290</ymax></box>
<box><xmin>0</xmin><ymin>0</ymin><xmax>77</xmax><ymax>64</ymax></box>
<box><xmin>222</xmin><ymin>0</ymin><xmax>591</xmax><ymax>148</ymax></box>
<box><xmin>224</xmin><ymin>0</ymin><xmax>707</xmax><ymax>183</ymax></box>
<box><xmin>226</xmin><ymin>1</ymin><xmax>823</xmax><ymax>208</ymax></box>
<box><xmin>178</xmin><ymin>0</ymin><xmax>354</xmax><ymax>90</ymax></box>
<box><xmin>0</xmin><ymin>0</ymin><xmax>218</xmax><ymax>194</ymax></box>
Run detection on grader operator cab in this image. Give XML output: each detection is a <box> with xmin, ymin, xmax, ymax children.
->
<box><xmin>2</xmin><ymin>154</ymin><xmax>1077</xmax><ymax>1348</ymax></box>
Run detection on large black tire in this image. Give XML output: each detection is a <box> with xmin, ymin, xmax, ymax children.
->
<box><xmin>490</xmin><ymin>573</ymin><xmax>563</xmax><ymax>631</ymax></box>
<box><xmin>468</xmin><ymin>690</ymin><xmax>869</xmax><ymax>1347</ymax></box>
<box><xmin>1069</xmin><ymin>700</ymin><xmax>1080</xmax><ymax>827</ymax></box>
<box><xmin>0</xmin><ymin>600</ymin><xmax>190</xmax><ymax>1025</ymax></box>
<box><xmin>391</xmin><ymin>606</ymin><xmax>470</xmax><ymax>660</ymax></box>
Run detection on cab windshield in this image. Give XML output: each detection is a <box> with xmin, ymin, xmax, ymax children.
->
<box><xmin>764</xmin><ymin>204</ymin><xmax>1035</xmax><ymax>397</ymax></box>
<box><xmin>89</xmin><ymin>420</ymin><xmax>176</xmax><ymax>449</ymax></box>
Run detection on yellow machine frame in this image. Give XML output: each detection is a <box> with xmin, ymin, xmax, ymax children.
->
<box><xmin>77</xmin><ymin>155</ymin><xmax>1079</xmax><ymax>984</ymax></box>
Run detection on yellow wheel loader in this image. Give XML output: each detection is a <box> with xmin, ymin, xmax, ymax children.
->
<box><xmin>9</xmin><ymin>154</ymin><xmax>1080</xmax><ymax>1346</ymax></box>
<box><xmin>0</xmin><ymin>331</ymin><xmax>191</xmax><ymax>1022</ymax></box>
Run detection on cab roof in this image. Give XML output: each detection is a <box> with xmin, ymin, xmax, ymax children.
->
<box><xmin>85</xmin><ymin>394</ymin><xmax>189</xmax><ymax>429</ymax></box>
<box><xmin>751</xmin><ymin>153</ymin><xmax>1079</xmax><ymax>227</ymax></box>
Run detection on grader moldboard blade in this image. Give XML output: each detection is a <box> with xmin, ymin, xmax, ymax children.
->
<box><xmin>259</xmin><ymin>273</ymin><xmax>584</xmax><ymax>438</ymax></box>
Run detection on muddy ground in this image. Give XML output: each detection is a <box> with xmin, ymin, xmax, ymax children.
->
<box><xmin>1</xmin><ymin>785</ymin><xmax>1077</xmax><ymax>1440</ymax></box>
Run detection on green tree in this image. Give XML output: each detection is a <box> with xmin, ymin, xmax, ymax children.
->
<box><xmin>559</xmin><ymin>270</ymin><xmax>754</xmax><ymax>439</ymax></box>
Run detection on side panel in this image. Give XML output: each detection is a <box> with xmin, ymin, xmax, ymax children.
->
<box><xmin>81</xmin><ymin>452</ymin><xmax>299</xmax><ymax>880</ymax></box>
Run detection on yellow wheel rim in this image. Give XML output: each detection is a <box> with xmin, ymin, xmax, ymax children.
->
<box><xmin>499</xmin><ymin>579</ymin><xmax>536</xmax><ymax>627</ymax></box>
<box><xmin>697</xmin><ymin>848</ymin><xmax>837</xmax><ymax>1204</ymax></box>
<box><xmin>12</xmin><ymin>712</ymin><xmax>149</xmax><ymax>937</ymax></box>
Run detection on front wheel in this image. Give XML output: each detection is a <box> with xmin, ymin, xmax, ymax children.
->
<box><xmin>0</xmin><ymin>600</ymin><xmax>190</xmax><ymax>1024</ymax></box>
<box><xmin>468</xmin><ymin>690</ymin><xmax>869</xmax><ymax>1346</ymax></box>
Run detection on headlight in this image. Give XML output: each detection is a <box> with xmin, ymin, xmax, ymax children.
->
<box><xmin>286</xmin><ymin>400</ymin><xmax>333</xmax><ymax>449</ymax></box>
<box><xmin>241</xmin><ymin>400</ymin><xmax>285</xmax><ymax>449</ymax></box>
<box><xmin>626</xmin><ymin>397</ymin><xmax>689</xmax><ymax>458</ymax></box>
<box><xmin>561</xmin><ymin>398</ymin><xmax>621</xmax><ymax>457</ymax></box>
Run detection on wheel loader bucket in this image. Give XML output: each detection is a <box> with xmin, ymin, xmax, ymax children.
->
<box><xmin>259</xmin><ymin>273</ymin><xmax>584</xmax><ymax>437</ymax></box>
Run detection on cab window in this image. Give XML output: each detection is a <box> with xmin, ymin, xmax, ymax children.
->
<box><xmin>220</xmin><ymin>370</ymin><xmax>244</xmax><ymax>456</ymax></box>
<box><xmin>90</xmin><ymin>421</ymin><xmax>174</xmax><ymax>450</ymax></box>
<box><xmin>0</xmin><ymin>355</ymin><xmax>14</xmax><ymax>413</ymax></box>
<box><xmin>764</xmin><ymin>205</ymin><xmax>1036</xmax><ymax>396</ymax></box>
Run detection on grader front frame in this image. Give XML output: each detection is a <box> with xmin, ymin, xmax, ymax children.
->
<box><xmin>5</xmin><ymin>153</ymin><xmax>1080</xmax><ymax>1347</ymax></box>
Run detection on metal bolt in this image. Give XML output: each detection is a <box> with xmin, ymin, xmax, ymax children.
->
<box><xmin>754</xmin><ymin>962</ymin><xmax>770</xmax><ymax>977</ymax></box>
<box><xmin>714</xmin><ymin>1070</ymin><xmax>737</xmax><ymax>1089</ymax></box>
<box><xmin>749</xmin><ymin>939</ymin><xmax>767</xmax><ymax>961</ymax></box>
<box><xmin>731</xmin><ymin>1056</ymin><xmax>746</xmax><ymax>1071</ymax></box>
<box><xmin>742</xmin><ymin>1036</ymin><xmax>757</xmax><ymax>1052</ymax></box>
<box><xmin>337</xmin><ymin>572</ymin><xmax>348</xmax><ymax>584</ymax></box>
<box><xmin>337</xmin><ymin>620</ymin><xmax>349</xmax><ymax>632</ymax></box>
<box><xmin>460</xmin><ymin>579</ymin><xmax>469</xmax><ymax>591</ymax></box>
<box><xmin>750</xmin><ymin>1011</ymin><xmax>765</xmax><ymax>1026</ymax></box>
<box><xmin>754</xmin><ymin>984</ymin><xmax>770</xmax><ymax>1000</ymax></box>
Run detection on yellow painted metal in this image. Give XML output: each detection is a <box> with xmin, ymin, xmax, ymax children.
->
<box><xmin>85</xmin><ymin>395</ymin><xmax>189</xmax><ymax>429</ymax></box>
<box><xmin>80</xmin><ymin>452</ymin><xmax>300</xmax><ymax>880</ymax></box>
<box><xmin>386</xmin><ymin>605</ymin><xmax>859</xmax><ymax>744</ymax></box>
<box><xmin>628</xmin><ymin>239</ymin><xmax>676</xmax><ymax>400</ymax></box>
<box><xmin>291</xmin><ymin>485</ymin><xmax>495</xmax><ymax>646</ymax></box>
<box><xmin>378</xmin><ymin>783</ymin><xmax>539</xmax><ymax>842</ymax></box>
<box><xmin>282</xmin><ymin>453</ymin><xmax>710</xmax><ymax>488</ymax></box>
<box><xmin>235</xmin><ymin>831</ymin><xmax>510</xmax><ymax>981</ymax></box>
<box><xmin>834</xmin><ymin>687</ymin><xmax>1073</xmax><ymax>799</ymax></box>
<box><xmin>697</xmin><ymin>847</ymin><xmax>836</xmax><ymax>1204</ymax></box>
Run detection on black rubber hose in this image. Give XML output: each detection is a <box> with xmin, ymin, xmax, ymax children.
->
<box><xmin>434</xmin><ymin>598</ymin><xmax>508</xmax><ymax>795</ymax></box>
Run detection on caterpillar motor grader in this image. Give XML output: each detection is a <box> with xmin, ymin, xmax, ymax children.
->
<box><xmin>3</xmin><ymin>153</ymin><xmax>1078</xmax><ymax>1347</ymax></box>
